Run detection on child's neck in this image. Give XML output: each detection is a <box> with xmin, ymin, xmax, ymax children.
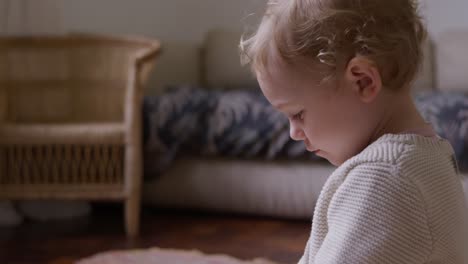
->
<box><xmin>370</xmin><ymin>91</ymin><xmax>427</xmax><ymax>143</ymax></box>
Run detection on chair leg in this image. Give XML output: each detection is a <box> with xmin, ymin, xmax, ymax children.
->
<box><xmin>125</xmin><ymin>192</ymin><xmax>141</xmax><ymax>237</ymax></box>
<box><xmin>124</xmin><ymin>103</ymin><xmax>144</xmax><ymax>237</ymax></box>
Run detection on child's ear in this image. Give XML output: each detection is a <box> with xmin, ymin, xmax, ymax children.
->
<box><xmin>344</xmin><ymin>56</ymin><xmax>382</xmax><ymax>103</ymax></box>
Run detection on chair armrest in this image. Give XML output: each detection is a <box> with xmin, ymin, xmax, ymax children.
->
<box><xmin>123</xmin><ymin>40</ymin><xmax>161</xmax><ymax>129</ymax></box>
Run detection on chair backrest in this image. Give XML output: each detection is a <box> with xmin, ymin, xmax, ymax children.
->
<box><xmin>0</xmin><ymin>35</ymin><xmax>157</xmax><ymax>123</ymax></box>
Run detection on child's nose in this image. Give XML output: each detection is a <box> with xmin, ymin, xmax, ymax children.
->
<box><xmin>289</xmin><ymin>123</ymin><xmax>306</xmax><ymax>141</ymax></box>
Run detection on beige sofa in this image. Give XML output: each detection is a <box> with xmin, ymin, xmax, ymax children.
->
<box><xmin>143</xmin><ymin>30</ymin><xmax>468</xmax><ymax>219</ymax></box>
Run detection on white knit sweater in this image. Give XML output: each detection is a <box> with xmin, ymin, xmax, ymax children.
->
<box><xmin>299</xmin><ymin>134</ymin><xmax>468</xmax><ymax>264</ymax></box>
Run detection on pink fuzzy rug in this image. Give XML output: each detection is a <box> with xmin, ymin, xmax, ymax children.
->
<box><xmin>76</xmin><ymin>247</ymin><xmax>278</xmax><ymax>264</ymax></box>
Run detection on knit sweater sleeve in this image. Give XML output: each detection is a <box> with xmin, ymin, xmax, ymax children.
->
<box><xmin>313</xmin><ymin>164</ymin><xmax>433</xmax><ymax>264</ymax></box>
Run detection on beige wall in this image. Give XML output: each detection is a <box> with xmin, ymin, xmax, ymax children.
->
<box><xmin>1</xmin><ymin>0</ymin><xmax>466</xmax><ymax>92</ymax></box>
<box><xmin>60</xmin><ymin>0</ymin><xmax>468</xmax><ymax>93</ymax></box>
<box><xmin>0</xmin><ymin>0</ymin><xmax>63</xmax><ymax>35</ymax></box>
<box><xmin>423</xmin><ymin>0</ymin><xmax>468</xmax><ymax>35</ymax></box>
<box><xmin>62</xmin><ymin>0</ymin><xmax>267</xmax><ymax>93</ymax></box>
<box><xmin>63</xmin><ymin>0</ymin><xmax>265</xmax><ymax>43</ymax></box>
<box><xmin>61</xmin><ymin>0</ymin><xmax>468</xmax><ymax>43</ymax></box>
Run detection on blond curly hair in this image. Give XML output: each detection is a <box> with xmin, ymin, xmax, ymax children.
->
<box><xmin>240</xmin><ymin>0</ymin><xmax>426</xmax><ymax>90</ymax></box>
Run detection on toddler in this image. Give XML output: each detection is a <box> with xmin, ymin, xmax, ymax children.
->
<box><xmin>241</xmin><ymin>0</ymin><xmax>468</xmax><ymax>263</ymax></box>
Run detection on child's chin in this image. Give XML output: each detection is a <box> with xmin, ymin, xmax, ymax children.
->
<box><xmin>312</xmin><ymin>150</ymin><xmax>342</xmax><ymax>166</ymax></box>
<box><xmin>324</xmin><ymin>154</ymin><xmax>342</xmax><ymax>167</ymax></box>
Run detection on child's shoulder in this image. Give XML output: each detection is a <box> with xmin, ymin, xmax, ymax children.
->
<box><xmin>340</xmin><ymin>133</ymin><xmax>458</xmax><ymax>189</ymax></box>
<box><xmin>353</xmin><ymin>133</ymin><xmax>455</xmax><ymax>166</ymax></box>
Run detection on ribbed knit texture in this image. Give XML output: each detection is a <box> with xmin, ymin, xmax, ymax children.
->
<box><xmin>299</xmin><ymin>134</ymin><xmax>468</xmax><ymax>264</ymax></box>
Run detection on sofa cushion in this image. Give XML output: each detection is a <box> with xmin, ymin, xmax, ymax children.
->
<box><xmin>149</xmin><ymin>42</ymin><xmax>201</xmax><ymax>94</ymax></box>
<box><xmin>144</xmin><ymin>158</ymin><xmax>333</xmax><ymax>219</ymax></box>
<box><xmin>143</xmin><ymin>86</ymin><xmax>322</xmax><ymax>179</ymax></box>
<box><xmin>415</xmin><ymin>92</ymin><xmax>468</xmax><ymax>172</ymax></box>
<box><xmin>203</xmin><ymin>30</ymin><xmax>257</xmax><ymax>89</ymax></box>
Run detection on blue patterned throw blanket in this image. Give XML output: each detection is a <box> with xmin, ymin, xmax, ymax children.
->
<box><xmin>143</xmin><ymin>86</ymin><xmax>468</xmax><ymax>179</ymax></box>
<box><xmin>415</xmin><ymin>92</ymin><xmax>468</xmax><ymax>172</ymax></box>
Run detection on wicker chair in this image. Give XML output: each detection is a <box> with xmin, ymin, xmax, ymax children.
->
<box><xmin>0</xmin><ymin>34</ymin><xmax>161</xmax><ymax>237</ymax></box>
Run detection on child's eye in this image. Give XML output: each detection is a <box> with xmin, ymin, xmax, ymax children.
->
<box><xmin>292</xmin><ymin>111</ymin><xmax>304</xmax><ymax>121</ymax></box>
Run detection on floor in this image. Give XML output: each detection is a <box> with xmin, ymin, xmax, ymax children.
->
<box><xmin>0</xmin><ymin>204</ymin><xmax>311</xmax><ymax>264</ymax></box>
